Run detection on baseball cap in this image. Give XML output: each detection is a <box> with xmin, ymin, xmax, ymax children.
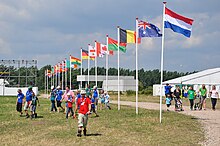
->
<box><xmin>80</xmin><ymin>90</ymin><xmax>86</xmax><ymax>95</ymax></box>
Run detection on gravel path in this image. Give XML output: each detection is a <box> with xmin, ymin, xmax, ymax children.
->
<box><xmin>111</xmin><ymin>100</ymin><xmax>220</xmax><ymax>146</ymax></box>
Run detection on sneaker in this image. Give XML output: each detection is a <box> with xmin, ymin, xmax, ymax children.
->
<box><xmin>77</xmin><ymin>130</ymin><xmax>82</xmax><ymax>137</ymax></box>
<box><xmin>83</xmin><ymin>129</ymin><xmax>87</xmax><ymax>136</ymax></box>
<box><xmin>26</xmin><ymin>114</ymin><xmax>29</xmax><ymax>118</ymax></box>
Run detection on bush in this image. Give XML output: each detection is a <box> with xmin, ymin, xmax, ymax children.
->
<box><xmin>126</xmin><ymin>90</ymin><xmax>136</xmax><ymax>96</ymax></box>
<box><xmin>139</xmin><ymin>86</ymin><xmax>153</xmax><ymax>95</ymax></box>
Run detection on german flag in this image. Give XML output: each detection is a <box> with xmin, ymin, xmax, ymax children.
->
<box><xmin>82</xmin><ymin>49</ymin><xmax>95</xmax><ymax>60</ymax></box>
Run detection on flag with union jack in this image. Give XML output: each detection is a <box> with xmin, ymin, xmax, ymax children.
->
<box><xmin>138</xmin><ymin>20</ymin><xmax>162</xmax><ymax>37</ymax></box>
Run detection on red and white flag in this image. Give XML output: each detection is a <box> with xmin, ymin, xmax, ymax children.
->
<box><xmin>102</xmin><ymin>44</ymin><xmax>114</xmax><ymax>55</ymax></box>
<box><xmin>89</xmin><ymin>45</ymin><xmax>96</xmax><ymax>57</ymax></box>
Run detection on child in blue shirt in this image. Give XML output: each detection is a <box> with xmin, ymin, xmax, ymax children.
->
<box><xmin>56</xmin><ymin>86</ymin><xmax>64</xmax><ymax>113</ymax></box>
<box><xmin>16</xmin><ymin>89</ymin><xmax>25</xmax><ymax>116</ymax></box>
<box><xmin>90</xmin><ymin>96</ymin><xmax>99</xmax><ymax>117</ymax></box>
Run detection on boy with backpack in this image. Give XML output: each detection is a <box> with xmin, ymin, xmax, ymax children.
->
<box><xmin>49</xmin><ymin>86</ymin><xmax>57</xmax><ymax>112</ymax></box>
<box><xmin>31</xmin><ymin>95</ymin><xmax>40</xmax><ymax>119</ymax></box>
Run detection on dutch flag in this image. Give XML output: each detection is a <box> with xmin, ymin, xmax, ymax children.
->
<box><xmin>164</xmin><ymin>7</ymin><xmax>194</xmax><ymax>38</ymax></box>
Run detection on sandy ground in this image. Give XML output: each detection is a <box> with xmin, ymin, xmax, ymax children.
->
<box><xmin>111</xmin><ymin>100</ymin><xmax>220</xmax><ymax>146</ymax></box>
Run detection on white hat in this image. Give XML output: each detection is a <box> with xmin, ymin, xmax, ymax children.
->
<box><xmin>56</xmin><ymin>86</ymin><xmax>61</xmax><ymax>89</ymax></box>
<box><xmin>80</xmin><ymin>90</ymin><xmax>86</xmax><ymax>95</ymax></box>
<box><xmin>93</xmin><ymin>86</ymin><xmax>97</xmax><ymax>89</ymax></box>
<box><xmin>51</xmin><ymin>86</ymin><xmax>54</xmax><ymax>90</ymax></box>
<box><xmin>67</xmin><ymin>92</ymin><xmax>71</xmax><ymax>96</ymax></box>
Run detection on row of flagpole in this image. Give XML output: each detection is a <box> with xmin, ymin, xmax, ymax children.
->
<box><xmin>44</xmin><ymin>2</ymin><xmax>194</xmax><ymax>123</ymax></box>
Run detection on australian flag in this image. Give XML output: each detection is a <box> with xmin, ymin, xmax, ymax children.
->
<box><xmin>138</xmin><ymin>20</ymin><xmax>162</xmax><ymax>37</ymax></box>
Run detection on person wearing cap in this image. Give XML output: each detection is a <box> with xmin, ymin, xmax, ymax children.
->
<box><xmin>16</xmin><ymin>89</ymin><xmax>25</xmax><ymax>116</ymax></box>
<box><xmin>56</xmin><ymin>86</ymin><xmax>64</xmax><ymax>113</ymax></box>
<box><xmin>74</xmin><ymin>90</ymin><xmax>91</xmax><ymax>137</ymax></box>
<box><xmin>48</xmin><ymin>86</ymin><xmax>57</xmax><ymax>112</ymax></box>
<box><xmin>62</xmin><ymin>86</ymin><xmax>75</xmax><ymax>114</ymax></box>
<box><xmin>24</xmin><ymin>86</ymin><xmax>35</xmax><ymax>118</ymax></box>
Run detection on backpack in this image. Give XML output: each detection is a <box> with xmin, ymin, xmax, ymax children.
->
<box><xmin>32</xmin><ymin>96</ymin><xmax>38</xmax><ymax>105</ymax></box>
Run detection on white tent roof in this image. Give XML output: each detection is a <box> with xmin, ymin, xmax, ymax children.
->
<box><xmin>163</xmin><ymin>68</ymin><xmax>220</xmax><ymax>85</ymax></box>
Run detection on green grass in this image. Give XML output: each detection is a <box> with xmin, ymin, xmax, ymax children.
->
<box><xmin>110</xmin><ymin>94</ymin><xmax>220</xmax><ymax>109</ymax></box>
<box><xmin>0</xmin><ymin>96</ymin><xmax>204</xmax><ymax>146</ymax></box>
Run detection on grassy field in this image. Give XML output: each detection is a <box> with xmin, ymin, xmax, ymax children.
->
<box><xmin>110</xmin><ymin>94</ymin><xmax>220</xmax><ymax>109</ymax></box>
<box><xmin>0</xmin><ymin>96</ymin><xmax>204</xmax><ymax>146</ymax></box>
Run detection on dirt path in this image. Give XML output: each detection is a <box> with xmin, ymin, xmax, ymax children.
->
<box><xmin>111</xmin><ymin>100</ymin><xmax>220</xmax><ymax>146</ymax></box>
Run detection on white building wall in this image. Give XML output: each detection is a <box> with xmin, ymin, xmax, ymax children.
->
<box><xmin>0</xmin><ymin>79</ymin><xmax>38</xmax><ymax>96</ymax></box>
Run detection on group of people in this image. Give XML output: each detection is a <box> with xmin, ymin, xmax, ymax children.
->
<box><xmin>165</xmin><ymin>84</ymin><xmax>219</xmax><ymax>111</ymax></box>
<box><xmin>16</xmin><ymin>84</ymin><xmax>111</xmax><ymax>137</ymax></box>
<box><xmin>48</xmin><ymin>84</ymin><xmax>111</xmax><ymax>137</ymax></box>
<box><xmin>16</xmin><ymin>86</ymin><xmax>39</xmax><ymax>119</ymax></box>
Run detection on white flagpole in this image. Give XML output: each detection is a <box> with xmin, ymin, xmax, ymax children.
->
<box><xmin>135</xmin><ymin>18</ymin><xmax>139</xmax><ymax>115</ymax></box>
<box><xmin>52</xmin><ymin>67</ymin><xmax>55</xmax><ymax>86</ymax></box>
<box><xmin>117</xmin><ymin>26</ymin><xmax>120</xmax><ymax>111</ymax></box>
<box><xmin>160</xmin><ymin>2</ymin><xmax>166</xmax><ymax>123</ymax></box>
<box><xmin>58</xmin><ymin>63</ymin><xmax>60</xmax><ymax>86</ymax></box>
<box><xmin>106</xmin><ymin>35</ymin><xmax>109</xmax><ymax>92</ymax></box>
<box><xmin>46</xmin><ymin>69</ymin><xmax>49</xmax><ymax>97</ymax></box>
<box><xmin>62</xmin><ymin>61</ymin><xmax>64</xmax><ymax>90</ymax></box>
<box><xmin>95</xmin><ymin>41</ymin><xmax>98</xmax><ymax>87</ymax></box>
<box><xmin>80</xmin><ymin>48</ymin><xmax>83</xmax><ymax>89</ymax></box>
<box><xmin>65</xmin><ymin>59</ymin><xmax>67</xmax><ymax>88</ymax></box>
<box><xmin>88</xmin><ymin>45</ymin><xmax>90</xmax><ymax>85</ymax></box>
<box><xmin>50</xmin><ymin>67</ymin><xmax>52</xmax><ymax>88</ymax></box>
<box><xmin>55</xmin><ymin>66</ymin><xmax>57</xmax><ymax>87</ymax></box>
<box><xmin>45</xmin><ymin>70</ymin><xmax>46</xmax><ymax>96</ymax></box>
<box><xmin>69</xmin><ymin>56</ymin><xmax>72</xmax><ymax>90</ymax></box>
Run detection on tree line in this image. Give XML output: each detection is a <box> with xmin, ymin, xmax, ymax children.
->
<box><xmin>1</xmin><ymin>65</ymin><xmax>195</xmax><ymax>91</ymax></box>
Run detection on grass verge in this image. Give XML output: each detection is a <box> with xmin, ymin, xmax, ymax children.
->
<box><xmin>0</xmin><ymin>96</ymin><xmax>203</xmax><ymax>146</ymax></box>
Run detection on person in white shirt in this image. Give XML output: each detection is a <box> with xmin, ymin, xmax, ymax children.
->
<box><xmin>209</xmin><ymin>85</ymin><xmax>219</xmax><ymax>111</ymax></box>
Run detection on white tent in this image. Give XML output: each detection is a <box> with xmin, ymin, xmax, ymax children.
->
<box><xmin>163</xmin><ymin>68</ymin><xmax>220</xmax><ymax>85</ymax></box>
<box><xmin>153</xmin><ymin>68</ymin><xmax>220</xmax><ymax>96</ymax></box>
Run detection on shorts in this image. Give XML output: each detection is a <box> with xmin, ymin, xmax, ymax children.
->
<box><xmin>31</xmin><ymin>105</ymin><xmax>36</xmax><ymax>112</ymax></box>
<box><xmin>101</xmin><ymin>98</ymin><xmax>105</xmax><ymax>104</ymax></box>
<box><xmin>91</xmin><ymin>107</ymin><xmax>96</xmax><ymax>113</ymax></box>
<box><xmin>95</xmin><ymin>98</ymin><xmax>98</xmax><ymax>105</ymax></box>
<box><xmin>24</xmin><ymin>101</ymin><xmax>31</xmax><ymax>111</ymax></box>
<box><xmin>57</xmin><ymin>100</ymin><xmax>62</xmax><ymax>107</ymax></box>
<box><xmin>201</xmin><ymin>95</ymin><xmax>207</xmax><ymax>99</ymax></box>
<box><xmin>78</xmin><ymin>113</ymin><xmax>88</xmax><ymax>128</ymax></box>
<box><xmin>16</xmin><ymin>102</ymin><xmax>22</xmax><ymax>112</ymax></box>
<box><xmin>166</xmin><ymin>104</ymin><xmax>171</xmax><ymax>107</ymax></box>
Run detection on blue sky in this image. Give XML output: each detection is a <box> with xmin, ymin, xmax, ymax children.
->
<box><xmin>0</xmin><ymin>0</ymin><xmax>219</xmax><ymax>72</ymax></box>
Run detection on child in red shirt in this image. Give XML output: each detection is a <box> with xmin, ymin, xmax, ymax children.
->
<box><xmin>66</xmin><ymin>93</ymin><xmax>74</xmax><ymax>119</ymax></box>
